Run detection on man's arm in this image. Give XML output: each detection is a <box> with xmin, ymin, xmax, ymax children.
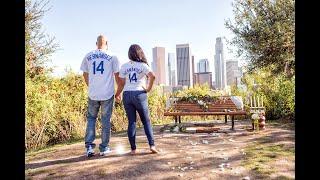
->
<box><xmin>83</xmin><ymin>72</ymin><xmax>89</xmax><ymax>86</ymax></box>
<box><xmin>115</xmin><ymin>72</ymin><xmax>125</xmax><ymax>101</ymax></box>
<box><xmin>114</xmin><ymin>72</ymin><xmax>120</xmax><ymax>88</ymax></box>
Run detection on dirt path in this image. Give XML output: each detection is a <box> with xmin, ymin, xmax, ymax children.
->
<box><xmin>26</xmin><ymin>120</ymin><xmax>295</xmax><ymax>180</ymax></box>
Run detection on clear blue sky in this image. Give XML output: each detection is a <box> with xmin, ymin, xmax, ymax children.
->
<box><xmin>41</xmin><ymin>0</ymin><xmax>240</xmax><ymax>77</ymax></box>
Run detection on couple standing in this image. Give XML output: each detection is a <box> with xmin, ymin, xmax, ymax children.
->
<box><xmin>80</xmin><ymin>35</ymin><xmax>158</xmax><ymax>157</ymax></box>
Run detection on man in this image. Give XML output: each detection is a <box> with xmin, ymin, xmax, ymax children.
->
<box><xmin>80</xmin><ymin>35</ymin><xmax>120</xmax><ymax>157</ymax></box>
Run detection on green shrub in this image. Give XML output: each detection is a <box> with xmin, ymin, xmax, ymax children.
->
<box><xmin>172</xmin><ymin>84</ymin><xmax>224</xmax><ymax>103</ymax></box>
<box><xmin>233</xmin><ymin>69</ymin><xmax>295</xmax><ymax>120</ymax></box>
<box><xmin>26</xmin><ymin>72</ymin><xmax>88</xmax><ymax>151</ymax></box>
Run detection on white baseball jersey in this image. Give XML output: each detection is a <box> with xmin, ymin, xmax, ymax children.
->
<box><xmin>80</xmin><ymin>49</ymin><xmax>120</xmax><ymax>100</ymax></box>
<box><xmin>119</xmin><ymin>61</ymin><xmax>152</xmax><ymax>91</ymax></box>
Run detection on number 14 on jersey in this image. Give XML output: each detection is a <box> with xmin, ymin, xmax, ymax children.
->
<box><xmin>93</xmin><ymin>61</ymin><xmax>104</xmax><ymax>74</ymax></box>
<box><xmin>129</xmin><ymin>73</ymin><xmax>137</xmax><ymax>83</ymax></box>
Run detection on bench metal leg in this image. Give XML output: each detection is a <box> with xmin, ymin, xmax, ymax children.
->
<box><xmin>225</xmin><ymin>115</ymin><xmax>227</xmax><ymax>124</ymax></box>
<box><xmin>231</xmin><ymin>115</ymin><xmax>235</xmax><ymax>130</ymax></box>
<box><xmin>174</xmin><ymin>116</ymin><xmax>178</xmax><ymax>124</ymax></box>
<box><xmin>178</xmin><ymin>116</ymin><xmax>181</xmax><ymax>124</ymax></box>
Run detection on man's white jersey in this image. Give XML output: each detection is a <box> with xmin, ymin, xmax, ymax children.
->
<box><xmin>80</xmin><ymin>49</ymin><xmax>119</xmax><ymax>100</ymax></box>
<box><xmin>119</xmin><ymin>61</ymin><xmax>152</xmax><ymax>91</ymax></box>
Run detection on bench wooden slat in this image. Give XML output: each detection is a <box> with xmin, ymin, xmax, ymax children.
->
<box><xmin>174</xmin><ymin>107</ymin><xmax>237</xmax><ymax>109</ymax></box>
<box><xmin>173</xmin><ymin>107</ymin><xmax>238</xmax><ymax>110</ymax></box>
<box><xmin>173</xmin><ymin>110</ymin><xmax>238</xmax><ymax>112</ymax></box>
<box><xmin>164</xmin><ymin>111</ymin><xmax>247</xmax><ymax>116</ymax></box>
<box><xmin>174</xmin><ymin>105</ymin><xmax>238</xmax><ymax>108</ymax></box>
<box><xmin>175</xmin><ymin>103</ymin><xmax>236</xmax><ymax>106</ymax></box>
<box><xmin>174</xmin><ymin>104</ymin><xmax>237</xmax><ymax>107</ymax></box>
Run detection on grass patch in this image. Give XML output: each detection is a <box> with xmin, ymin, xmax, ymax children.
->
<box><xmin>266</xmin><ymin>120</ymin><xmax>295</xmax><ymax>130</ymax></box>
<box><xmin>96</xmin><ymin>168</ymin><xmax>109</xmax><ymax>176</ymax></box>
<box><xmin>49</xmin><ymin>173</ymin><xmax>69</xmax><ymax>179</ymax></box>
<box><xmin>274</xmin><ymin>175</ymin><xmax>295</xmax><ymax>180</ymax></box>
<box><xmin>26</xmin><ymin>136</ymin><xmax>87</xmax><ymax>162</ymax></box>
<box><xmin>26</xmin><ymin>136</ymin><xmax>84</xmax><ymax>155</ymax></box>
<box><xmin>279</xmin><ymin>123</ymin><xmax>295</xmax><ymax>130</ymax></box>
<box><xmin>25</xmin><ymin>168</ymin><xmax>50</xmax><ymax>176</ymax></box>
<box><xmin>242</xmin><ymin>142</ymin><xmax>295</xmax><ymax>177</ymax></box>
<box><xmin>26</xmin><ymin>147</ymin><xmax>59</xmax><ymax>162</ymax></box>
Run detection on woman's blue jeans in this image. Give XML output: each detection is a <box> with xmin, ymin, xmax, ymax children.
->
<box><xmin>123</xmin><ymin>91</ymin><xmax>155</xmax><ymax>150</ymax></box>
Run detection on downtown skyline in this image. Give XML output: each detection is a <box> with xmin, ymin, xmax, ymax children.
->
<box><xmin>40</xmin><ymin>0</ymin><xmax>244</xmax><ymax>77</ymax></box>
<box><xmin>149</xmin><ymin>37</ymin><xmax>241</xmax><ymax>89</ymax></box>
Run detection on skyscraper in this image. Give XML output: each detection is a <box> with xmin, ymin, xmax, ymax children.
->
<box><xmin>192</xmin><ymin>55</ymin><xmax>195</xmax><ymax>86</ymax></box>
<box><xmin>168</xmin><ymin>53</ymin><xmax>176</xmax><ymax>86</ymax></box>
<box><xmin>197</xmin><ymin>59</ymin><xmax>209</xmax><ymax>73</ymax></box>
<box><xmin>226</xmin><ymin>60</ymin><xmax>241</xmax><ymax>86</ymax></box>
<box><xmin>176</xmin><ymin>44</ymin><xmax>193</xmax><ymax>87</ymax></box>
<box><xmin>152</xmin><ymin>47</ymin><xmax>166</xmax><ymax>85</ymax></box>
<box><xmin>194</xmin><ymin>72</ymin><xmax>212</xmax><ymax>88</ymax></box>
<box><xmin>214</xmin><ymin>37</ymin><xmax>227</xmax><ymax>90</ymax></box>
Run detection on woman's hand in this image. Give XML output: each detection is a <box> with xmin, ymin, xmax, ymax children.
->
<box><xmin>142</xmin><ymin>86</ymin><xmax>150</xmax><ymax>93</ymax></box>
<box><xmin>115</xmin><ymin>95</ymin><xmax>121</xmax><ymax>103</ymax></box>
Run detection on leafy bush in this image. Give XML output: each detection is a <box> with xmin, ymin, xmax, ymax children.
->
<box><xmin>265</xmin><ymin>75</ymin><xmax>295</xmax><ymax>120</ymax></box>
<box><xmin>148</xmin><ymin>86</ymin><xmax>172</xmax><ymax>125</ymax></box>
<box><xmin>26</xmin><ymin>72</ymin><xmax>88</xmax><ymax>151</ymax></box>
<box><xmin>172</xmin><ymin>84</ymin><xmax>224</xmax><ymax>103</ymax></box>
<box><xmin>232</xmin><ymin>69</ymin><xmax>295</xmax><ymax>120</ymax></box>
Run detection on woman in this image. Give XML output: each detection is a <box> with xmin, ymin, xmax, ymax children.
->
<box><xmin>115</xmin><ymin>44</ymin><xmax>158</xmax><ymax>155</ymax></box>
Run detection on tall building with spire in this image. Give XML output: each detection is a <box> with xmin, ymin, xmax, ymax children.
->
<box><xmin>214</xmin><ymin>37</ymin><xmax>227</xmax><ymax>90</ymax></box>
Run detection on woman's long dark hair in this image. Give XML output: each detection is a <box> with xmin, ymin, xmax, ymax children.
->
<box><xmin>128</xmin><ymin>44</ymin><xmax>149</xmax><ymax>65</ymax></box>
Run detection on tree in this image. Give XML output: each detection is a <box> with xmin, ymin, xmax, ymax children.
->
<box><xmin>25</xmin><ymin>0</ymin><xmax>58</xmax><ymax>78</ymax></box>
<box><xmin>225</xmin><ymin>0</ymin><xmax>294</xmax><ymax>77</ymax></box>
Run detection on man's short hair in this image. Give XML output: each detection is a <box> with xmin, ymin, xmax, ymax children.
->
<box><xmin>97</xmin><ymin>35</ymin><xmax>107</xmax><ymax>42</ymax></box>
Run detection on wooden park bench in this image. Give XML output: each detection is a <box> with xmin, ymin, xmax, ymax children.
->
<box><xmin>164</xmin><ymin>96</ymin><xmax>247</xmax><ymax>130</ymax></box>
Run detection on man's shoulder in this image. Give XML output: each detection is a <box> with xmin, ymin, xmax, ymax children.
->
<box><xmin>84</xmin><ymin>50</ymin><xmax>96</xmax><ymax>57</ymax></box>
<box><xmin>90</xmin><ymin>50</ymin><xmax>117</xmax><ymax>61</ymax></box>
<box><xmin>88</xmin><ymin>49</ymin><xmax>97</xmax><ymax>54</ymax></box>
<box><xmin>100</xmin><ymin>51</ymin><xmax>117</xmax><ymax>61</ymax></box>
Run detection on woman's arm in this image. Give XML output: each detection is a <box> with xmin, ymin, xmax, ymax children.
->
<box><xmin>145</xmin><ymin>72</ymin><xmax>155</xmax><ymax>92</ymax></box>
